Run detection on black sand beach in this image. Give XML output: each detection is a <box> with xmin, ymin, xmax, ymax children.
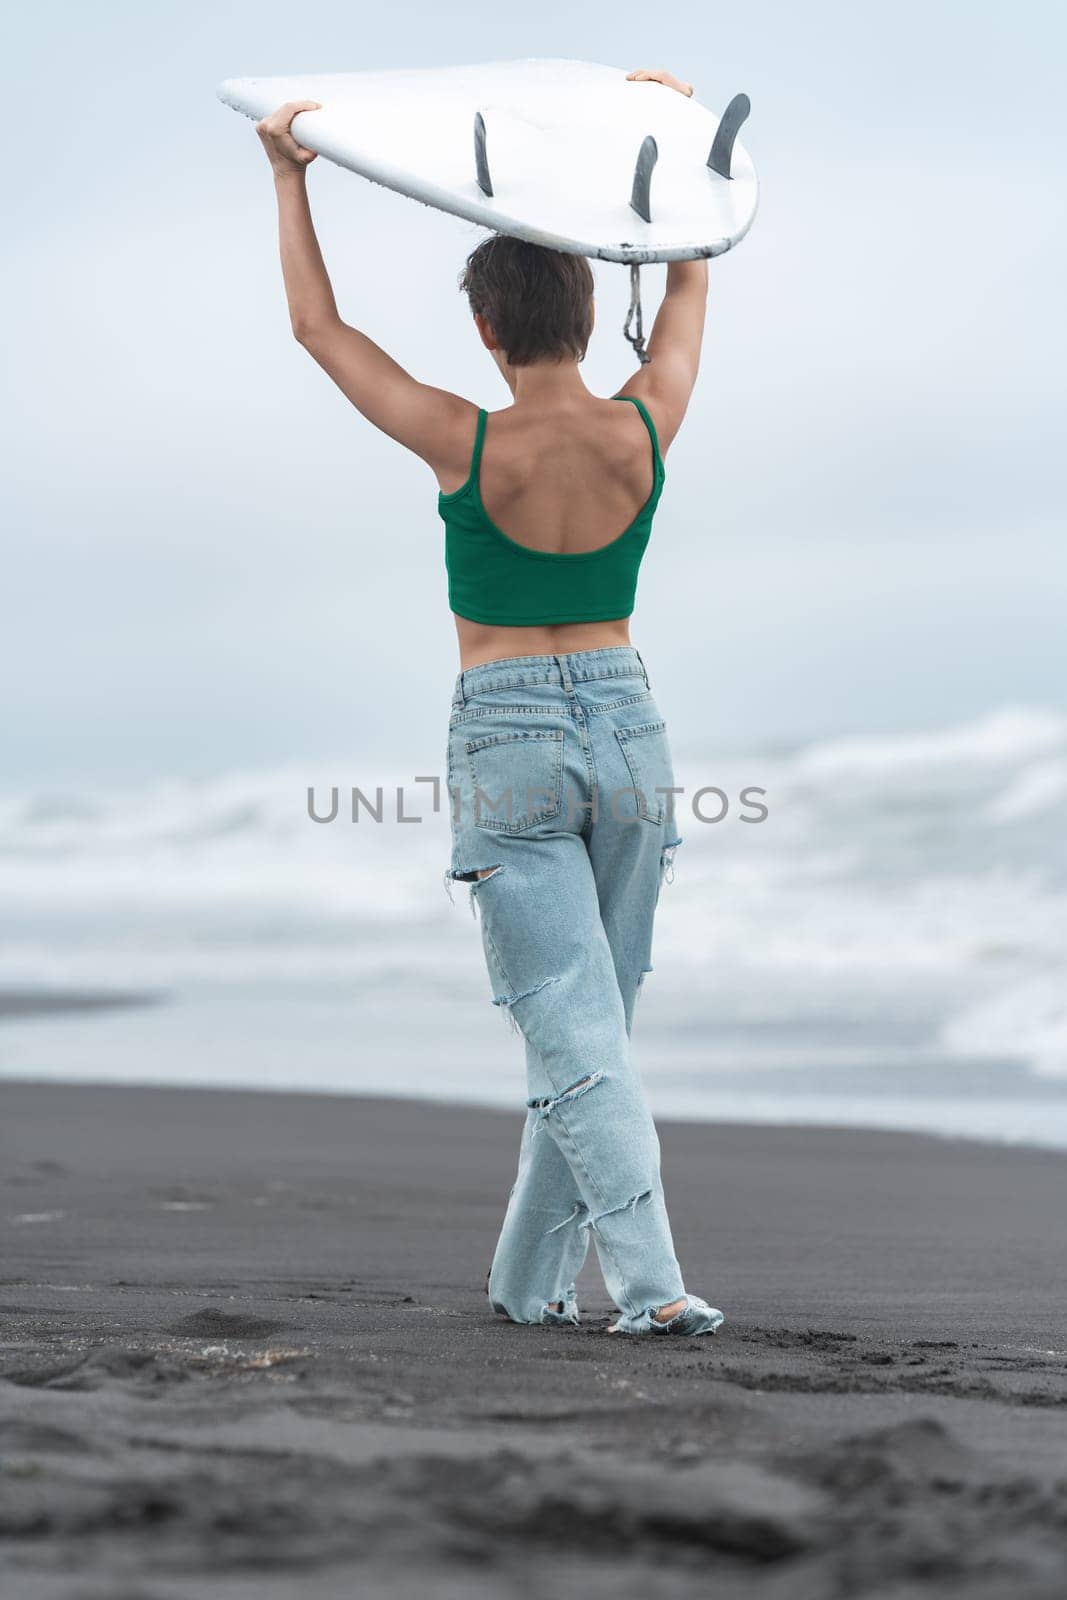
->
<box><xmin>2</xmin><ymin>1082</ymin><xmax>1066</xmax><ymax>1599</ymax></box>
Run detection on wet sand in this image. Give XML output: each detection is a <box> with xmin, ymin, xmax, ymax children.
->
<box><xmin>2</xmin><ymin>1082</ymin><xmax>1066</xmax><ymax>1599</ymax></box>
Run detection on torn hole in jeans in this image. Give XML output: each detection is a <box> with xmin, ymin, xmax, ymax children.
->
<box><xmin>660</xmin><ymin>838</ymin><xmax>683</xmax><ymax>886</ymax></box>
<box><xmin>492</xmin><ymin>974</ymin><xmax>559</xmax><ymax>1034</ymax></box>
<box><xmin>586</xmin><ymin>1187</ymin><xmax>654</xmax><ymax>1234</ymax></box>
<box><xmin>527</xmin><ymin>1069</ymin><xmax>604</xmax><ymax>1134</ymax></box>
<box><xmin>543</xmin><ymin>1185</ymin><xmax>654</xmax><ymax>1234</ymax></box>
<box><xmin>442</xmin><ymin>862</ymin><xmax>503</xmax><ymax>915</ymax></box>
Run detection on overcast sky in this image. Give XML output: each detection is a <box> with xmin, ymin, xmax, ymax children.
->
<box><xmin>2</xmin><ymin>1</ymin><xmax>1064</xmax><ymax>783</ymax></box>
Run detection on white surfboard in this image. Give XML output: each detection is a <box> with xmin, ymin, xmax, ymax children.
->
<box><xmin>216</xmin><ymin>58</ymin><xmax>757</xmax><ymax>265</ymax></box>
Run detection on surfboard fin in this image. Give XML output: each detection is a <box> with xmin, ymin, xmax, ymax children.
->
<box><xmin>474</xmin><ymin>111</ymin><xmax>493</xmax><ymax>197</ymax></box>
<box><xmin>707</xmin><ymin>93</ymin><xmax>751</xmax><ymax>180</ymax></box>
<box><xmin>629</xmin><ymin>134</ymin><xmax>658</xmax><ymax>224</ymax></box>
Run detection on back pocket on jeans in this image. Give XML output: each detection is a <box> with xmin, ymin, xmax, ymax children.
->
<box><xmin>465</xmin><ymin>729</ymin><xmax>564</xmax><ymax>833</ymax></box>
<box><xmin>615</xmin><ymin>721</ymin><xmax>672</xmax><ymax>825</ymax></box>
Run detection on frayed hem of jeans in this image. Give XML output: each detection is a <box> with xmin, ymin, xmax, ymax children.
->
<box><xmin>488</xmin><ymin>1291</ymin><xmax>580</xmax><ymax>1327</ymax></box>
<box><xmin>609</xmin><ymin>1294</ymin><xmax>724</xmax><ymax>1337</ymax></box>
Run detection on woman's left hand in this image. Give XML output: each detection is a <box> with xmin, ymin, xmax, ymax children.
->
<box><xmin>625</xmin><ymin>67</ymin><xmax>694</xmax><ymax>98</ymax></box>
<box><xmin>256</xmin><ymin>100</ymin><xmax>323</xmax><ymax>176</ymax></box>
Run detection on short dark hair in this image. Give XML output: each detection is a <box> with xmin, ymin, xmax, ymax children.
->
<box><xmin>458</xmin><ymin>235</ymin><xmax>594</xmax><ymax>366</ymax></box>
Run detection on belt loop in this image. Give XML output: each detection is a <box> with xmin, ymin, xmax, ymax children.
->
<box><xmin>453</xmin><ymin>670</ymin><xmax>467</xmax><ymax>708</ymax></box>
<box><xmin>633</xmin><ymin>647</ymin><xmax>650</xmax><ymax>689</ymax></box>
<box><xmin>557</xmin><ymin>652</ymin><xmax>575</xmax><ymax>694</ymax></box>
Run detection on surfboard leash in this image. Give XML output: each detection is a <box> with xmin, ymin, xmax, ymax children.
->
<box><xmin>623</xmin><ymin>264</ymin><xmax>651</xmax><ymax>364</ymax></box>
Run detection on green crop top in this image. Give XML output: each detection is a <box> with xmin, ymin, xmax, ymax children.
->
<box><xmin>439</xmin><ymin>395</ymin><xmax>665</xmax><ymax>627</ymax></box>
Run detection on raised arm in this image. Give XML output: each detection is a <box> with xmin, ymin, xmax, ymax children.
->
<box><xmin>616</xmin><ymin>258</ymin><xmax>708</xmax><ymax>455</ymax></box>
<box><xmin>256</xmin><ymin>102</ymin><xmax>469</xmax><ymax>479</ymax></box>
<box><xmin>615</xmin><ymin>67</ymin><xmax>708</xmax><ymax>454</ymax></box>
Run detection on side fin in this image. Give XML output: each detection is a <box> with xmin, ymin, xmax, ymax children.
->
<box><xmin>707</xmin><ymin>93</ymin><xmax>751</xmax><ymax>179</ymax></box>
<box><xmin>629</xmin><ymin>134</ymin><xmax>658</xmax><ymax>223</ymax></box>
<box><xmin>474</xmin><ymin>111</ymin><xmax>493</xmax><ymax>197</ymax></box>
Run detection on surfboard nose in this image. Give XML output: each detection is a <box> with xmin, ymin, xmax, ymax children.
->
<box><xmin>216</xmin><ymin>77</ymin><xmax>266</xmax><ymax>108</ymax></box>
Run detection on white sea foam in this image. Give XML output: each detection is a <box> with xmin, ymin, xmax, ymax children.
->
<box><xmin>940</xmin><ymin>974</ymin><xmax>1067</xmax><ymax>1080</ymax></box>
<box><xmin>790</xmin><ymin>707</ymin><xmax>1067</xmax><ymax>780</ymax></box>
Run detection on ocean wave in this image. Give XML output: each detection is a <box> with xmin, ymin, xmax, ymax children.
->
<box><xmin>1</xmin><ymin>706</ymin><xmax>1064</xmax><ymax>1104</ymax></box>
<box><xmin>790</xmin><ymin>706</ymin><xmax>1067</xmax><ymax>780</ymax></box>
<box><xmin>941</xmin><ymin>973</ymin><xmax>1067</xmax><ymax>1079</ymax></box>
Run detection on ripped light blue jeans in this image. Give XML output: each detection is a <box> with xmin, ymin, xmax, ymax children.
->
<box><xmin>444</xmin><ymin>646</ymin><xmax>687</xmax><ymax>1333</ymax></box>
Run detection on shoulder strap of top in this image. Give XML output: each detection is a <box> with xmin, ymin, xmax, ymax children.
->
<box><xmin>471</xmin><ymin>407</ymin><xmax>489</xmax><ymax>477</ymax></box>
<box><xmin>612</xmin><ymin>394</ymin><xmax>664</xmax><ymax>477</ymax></box>
<box><xmin>437</xmin><ymin>408</ymin><xmax>488</xmax><ymax>504</ymax></box>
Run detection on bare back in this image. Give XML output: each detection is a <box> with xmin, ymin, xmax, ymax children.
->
<box><xmin>437</xmin><ymin>395</ymin><xmax>667</xmax><ymax>668</ymax></box>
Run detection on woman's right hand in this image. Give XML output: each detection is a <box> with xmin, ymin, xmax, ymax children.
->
<box><xmin>256</xmin><ymin>100</ymin><xmax>323</xmax><ymax>176</ymax></box>
<box><xmin>625</xmin><ymin>67</ymin><xmax>694</xmax><ymax>98</ymax></box>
